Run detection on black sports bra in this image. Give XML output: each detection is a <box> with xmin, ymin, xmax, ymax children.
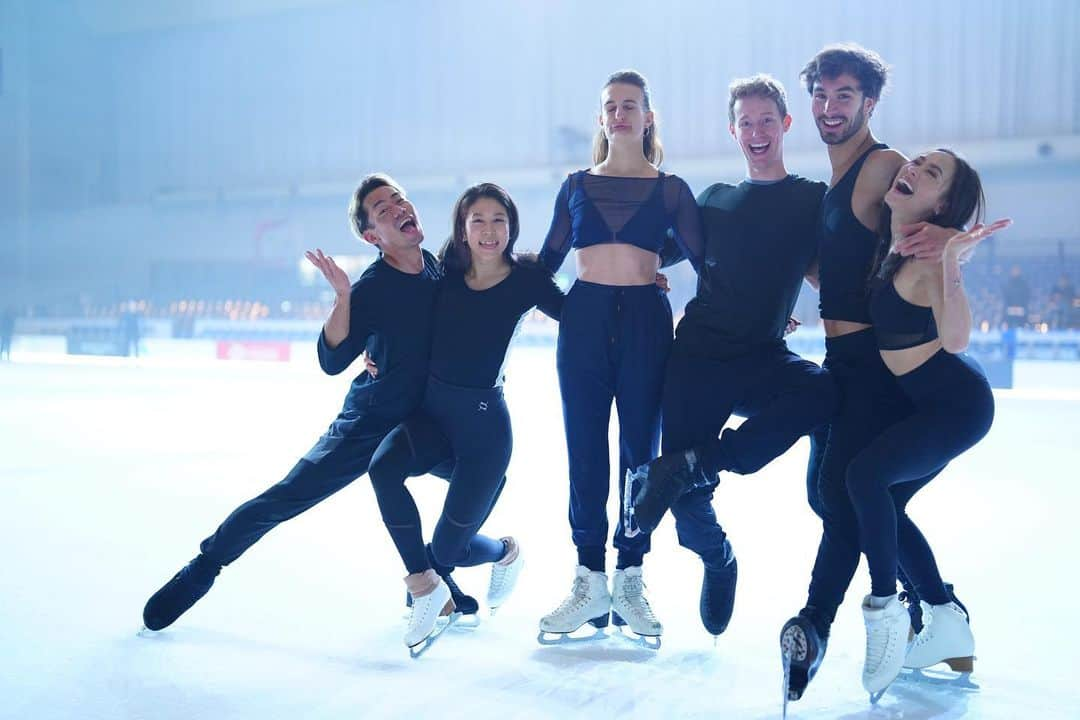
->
<box><xmin>870</xmin><ymin>278</ymin><xmax>939</xmax><ymax>350</ymax></box>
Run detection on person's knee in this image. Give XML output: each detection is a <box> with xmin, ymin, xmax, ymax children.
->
<box><xmin>428</xmin><ymin>541</ymin><xmax>459</xmax><ymax>569</ymax></box>
<box><xmin>673</xmin><ymin>493</ymin><xmax>723</xmax><ymax>554</ymax></box>
<box><xmin>368</xmin><ymin>447</ymin><xmax>408</xmax><ymax>494</ymax></box>
<box><xmin>431</xmin><ymin>512</ymin><xmax>483</xmax><ymax>567</ymax></box>
<box><xmin>844</xmin><ymin>455</ymin><xmax>882</xmax><ymax>502</ymax></box>
<box><xmin>817</xmin><ymin>470</ymin><xmax>850</xmax><ymax>516</ymax></box>
<box><xmin>676</xmin><ymin>522</ymin><xmax>726</xmax><ymax>557</ymax></box>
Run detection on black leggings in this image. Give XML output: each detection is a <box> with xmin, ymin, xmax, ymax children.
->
<box><xmin>369</xmin><ymin>376</ymin><xmax>510</xmax><ymax>575</ymax></box>
<box><xmin>804</xmin><ymin>329</ymin><xmax>938</xmax><ymax>627</ymax></box>
<box><xmin>663</xmin><ymin>342</ymin><xmax>835</xmax><ymax>560</ymax></box>
<box><xmin>847</xmin><ymin>350</ymin><xmax>994</xmax><ymax>599</ymax></box>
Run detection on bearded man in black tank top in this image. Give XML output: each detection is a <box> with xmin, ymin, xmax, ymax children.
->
<box><xmin>780</xmin><ymin>43</ymin><xmax>964</xmax><ymax>707</ymax></box>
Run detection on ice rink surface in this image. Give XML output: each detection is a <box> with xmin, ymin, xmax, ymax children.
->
<box><xmin>2</xmin><ymin>347</ymin><xmax>1078</xmax><ymax>720</ymax></box>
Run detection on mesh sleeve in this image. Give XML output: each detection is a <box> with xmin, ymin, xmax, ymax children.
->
<box><xmin>664</xmin><ymin>176</ymin><xmax>706</xmax><ymax>272</ymax></box>
<box><xmin>538</xmin><ymin>175</ymin><xmax>574</xmax><ymax>273</ymax></box>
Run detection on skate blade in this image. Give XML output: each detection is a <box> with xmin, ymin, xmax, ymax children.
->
<box><xmin>898</xmin><ymin>666</ymin><xmax>980</xmax><ymax>691</ymax></box>
<box><xmin>536</xmin><ymin>625</ymin><xmax>609</xmax><ymax>646</ymax></box>
<box><xmin>610</xmin><ymin>612</ymin><xmax>661</xmax><ymax>650</ymax></box>
<box><xmin>408</xmin><ymin>611</ymin><xmax>461</xmax><ymax>659</ymax></box>
<box><xmin>451</xmin><ymin>612</ymin><xmax>481</xmax><ymax>630</ymax></box>
<box><xmin>781</xmin><ymin>649</ymin><xmax>791</xmax><ymax>720</ymax></box>
<box><xmin>902</xmin><ymin>654</ymin><xmax>976</xmax><ymax>673</ymax></box>
<box><xmin>612</xmin><ymin>626</ymin><xmax>661</xmax><ymax>651</ymax></box>
<box><xmin>137</xmin><ymin>626</ymin><xmax>160</xmax><ymax>637</ymax></box>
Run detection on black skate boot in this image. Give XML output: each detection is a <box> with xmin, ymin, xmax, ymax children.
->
<box><xmin>440</xmin><ymin>571</ymin><xmax>479</xmax><ymax>616</ymax></box>
<box><xmin>623</xmin><ymin>448</ymin><xmax>717</xmax><ymax>537</ymax></box>
<box><xmin>142</xmin><ymin>554</ymin><xmax>222</xmax><ymax>631</ymax></box>
<box><xmin>700</xmin><ymin>539</ymin><xmax>738</xmax><ymax>637</ymax></box>
<box><xmin>780</xmin><ymin>610</ymin><xmax>829</xmax><ymax>706</ymax></box>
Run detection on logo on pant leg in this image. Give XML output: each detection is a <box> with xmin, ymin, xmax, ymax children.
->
<box><xmin>477</xmin><ymin>401</ymin><xmax>488</xmax><ymax>412</ymax></box>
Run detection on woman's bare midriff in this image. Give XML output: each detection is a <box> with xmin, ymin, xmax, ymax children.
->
<box><xmin>823</xmin><ymin>319</ymin><xmax>873</xmax><ymax>338</ymax></box>
<box><xmin>576</xmin><ymin>244</ymin><xmax>661</xmax><ymax>286</ymax></box>
<box><xmin>880</xmin><ymin>339</ymin><xmax>943</xmax><ymax>377</ymax></box>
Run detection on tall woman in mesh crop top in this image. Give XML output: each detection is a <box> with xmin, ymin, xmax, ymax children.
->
<box><xmin>536</xmin><ymin>70</ymin><xmax>705</xmax><ymax>645</ymax></box>
<box><xmin>844</xmin><ymin>150</ymin><xmax>1010</xmax><ymax>694</ymax></box>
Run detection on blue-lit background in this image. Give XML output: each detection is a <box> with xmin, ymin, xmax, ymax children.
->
<box><xmin>2</xmin><ymin>0</ymin><xmax>1078</xmax><ymax>364</ymax></box>
<box><xmin>2</xmin><ymin>3</ymin><xmax>1079</xmax><ymax>719</ymax></box>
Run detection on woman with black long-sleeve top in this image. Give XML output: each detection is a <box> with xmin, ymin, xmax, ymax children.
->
<box><xmin>365</xmin><ymin>183</ymin><xmax>563</xmax><ymax>654</ymax></box>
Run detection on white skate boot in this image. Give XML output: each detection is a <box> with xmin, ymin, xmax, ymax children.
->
<box><xmin>404</xmin><ymin>570</ymin><xmax>457</xmax><ymax>658</ymax></box>
<box><xmin>486</xmin><ymin>537</ymin><xmax>523</xmax><ymax>613</ymax></box>
<box><xmin>611</xmin><ymin>566</ymin><xmax>663</xmax><ymax>650</ymax></box>
<box><xmin>904</xmin><ymin>601</ymin><xmax>975</xmax><ymax>672</ymax></box>
<box><xmin>861</xmin><ymin>594</ymin><xmax>911</xmax><ymax>702</ymax></box>
<box><xmin>537</xmin><ymin>566</ymin><xmax>611</xmax><ymax>645</ymax></box>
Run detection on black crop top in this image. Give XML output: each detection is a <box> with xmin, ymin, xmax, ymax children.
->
<box><xmin>818</xmin><ymin>143</ymin><xmax>889</xmax><ymax>323</ymax></box>
<box><xmin>539</xmin><ymin>170</ymin><xmax>705</xmax><ymax>273</ymax></box>
<box><xmin>870</xmin><ymin>276</ymin><xmax>939</xmax><ymax>350</ymax></box>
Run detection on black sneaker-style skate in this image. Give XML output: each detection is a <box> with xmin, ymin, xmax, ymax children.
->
<box><xmin>623</xmin><ymin>448</ymin><xmax>717</xmax><ymax>537</ymax></box>
<box><xmin>441</xmin><ymin>571</ymin><xmax>479</xmax><ymax>617</ymax></box>
<box><xmin>780</xmin><ymin>612</ymin><xmax>828</xmax><ymax>714</ymax></box>
<box><xmin>142</xmin><ymin>555</ymin><xmax>222</xmax><ymax>631</ymax></box>
<box><xmin>700</xmin><ymin>539</ymin><xmax>737</xmax><ymax>638</ymax></box>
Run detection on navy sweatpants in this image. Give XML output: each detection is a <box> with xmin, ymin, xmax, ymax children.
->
<box><xmin>847</xmin><ymin>350</ymin><xmax>994</xmax><ymax>599</ymax></box>
<box><xmin>368</xmin><ymin>376</ymin><xmax>510</xmax><ymax>575</ymax></box>
<box><xmin>662</xmin><ymin>341</ymin><xmax>836</xmax><ymax>561</ymax></box>
<box><xmin>803</xmin><ymin>329</ymin><xmax>943</xmax><ymax>628</ymax></box>
<box><xmin>556</xmin><ymin>280</ymin><xmax>673</xmax><ymax>572</ymax></box>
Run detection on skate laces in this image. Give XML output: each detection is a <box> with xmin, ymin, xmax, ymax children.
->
<box><xmin>864</xmin><ymin>614</ymin><xmax>898</xmax><ymax>673</ymax></box>
<box><xmin>913</xmin><ymin>602</ymin><xmax>963</xmax><ymax>646</ymax></box>
<box><xmin>908</xmin><ymin>604</ymin><xmax>933</xmax><ymax>648</ymax></box>
<box><xmin>619</xmin><ymin>574</ymin><xmax>658</xmax><ymax>623</ymax></box>
<box><xmin>488</xmin><ymin>540</ymin><xmax>518</xmax><ymax>594</ymax></box>
<box><xmin>550</xmin><ymin>575</ymin><xmax>592</xmax><ymax>616</ymax></box>
<box><xmin>406</xmin><ymin>589</ymin><xmax>437</xmax><ymax>629</ymax></box>
<box><xmin>442</xmin><ymin>572</ymin><xmax>465</xmax><ymax>599</ymax></box>
<box><xmin>488</xmin><ymin>562</ymin><xmax>514</xmax><ymax>597</ymax></box>
<box><xmin>489</xmin><ymin>565</ymin><xmax>508</xmax><ymax>594</ymax></box>
<box><xmin>921</xmin><ymin>603</ymin><xmax>935</xmax><ymax>629</ymax></box>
